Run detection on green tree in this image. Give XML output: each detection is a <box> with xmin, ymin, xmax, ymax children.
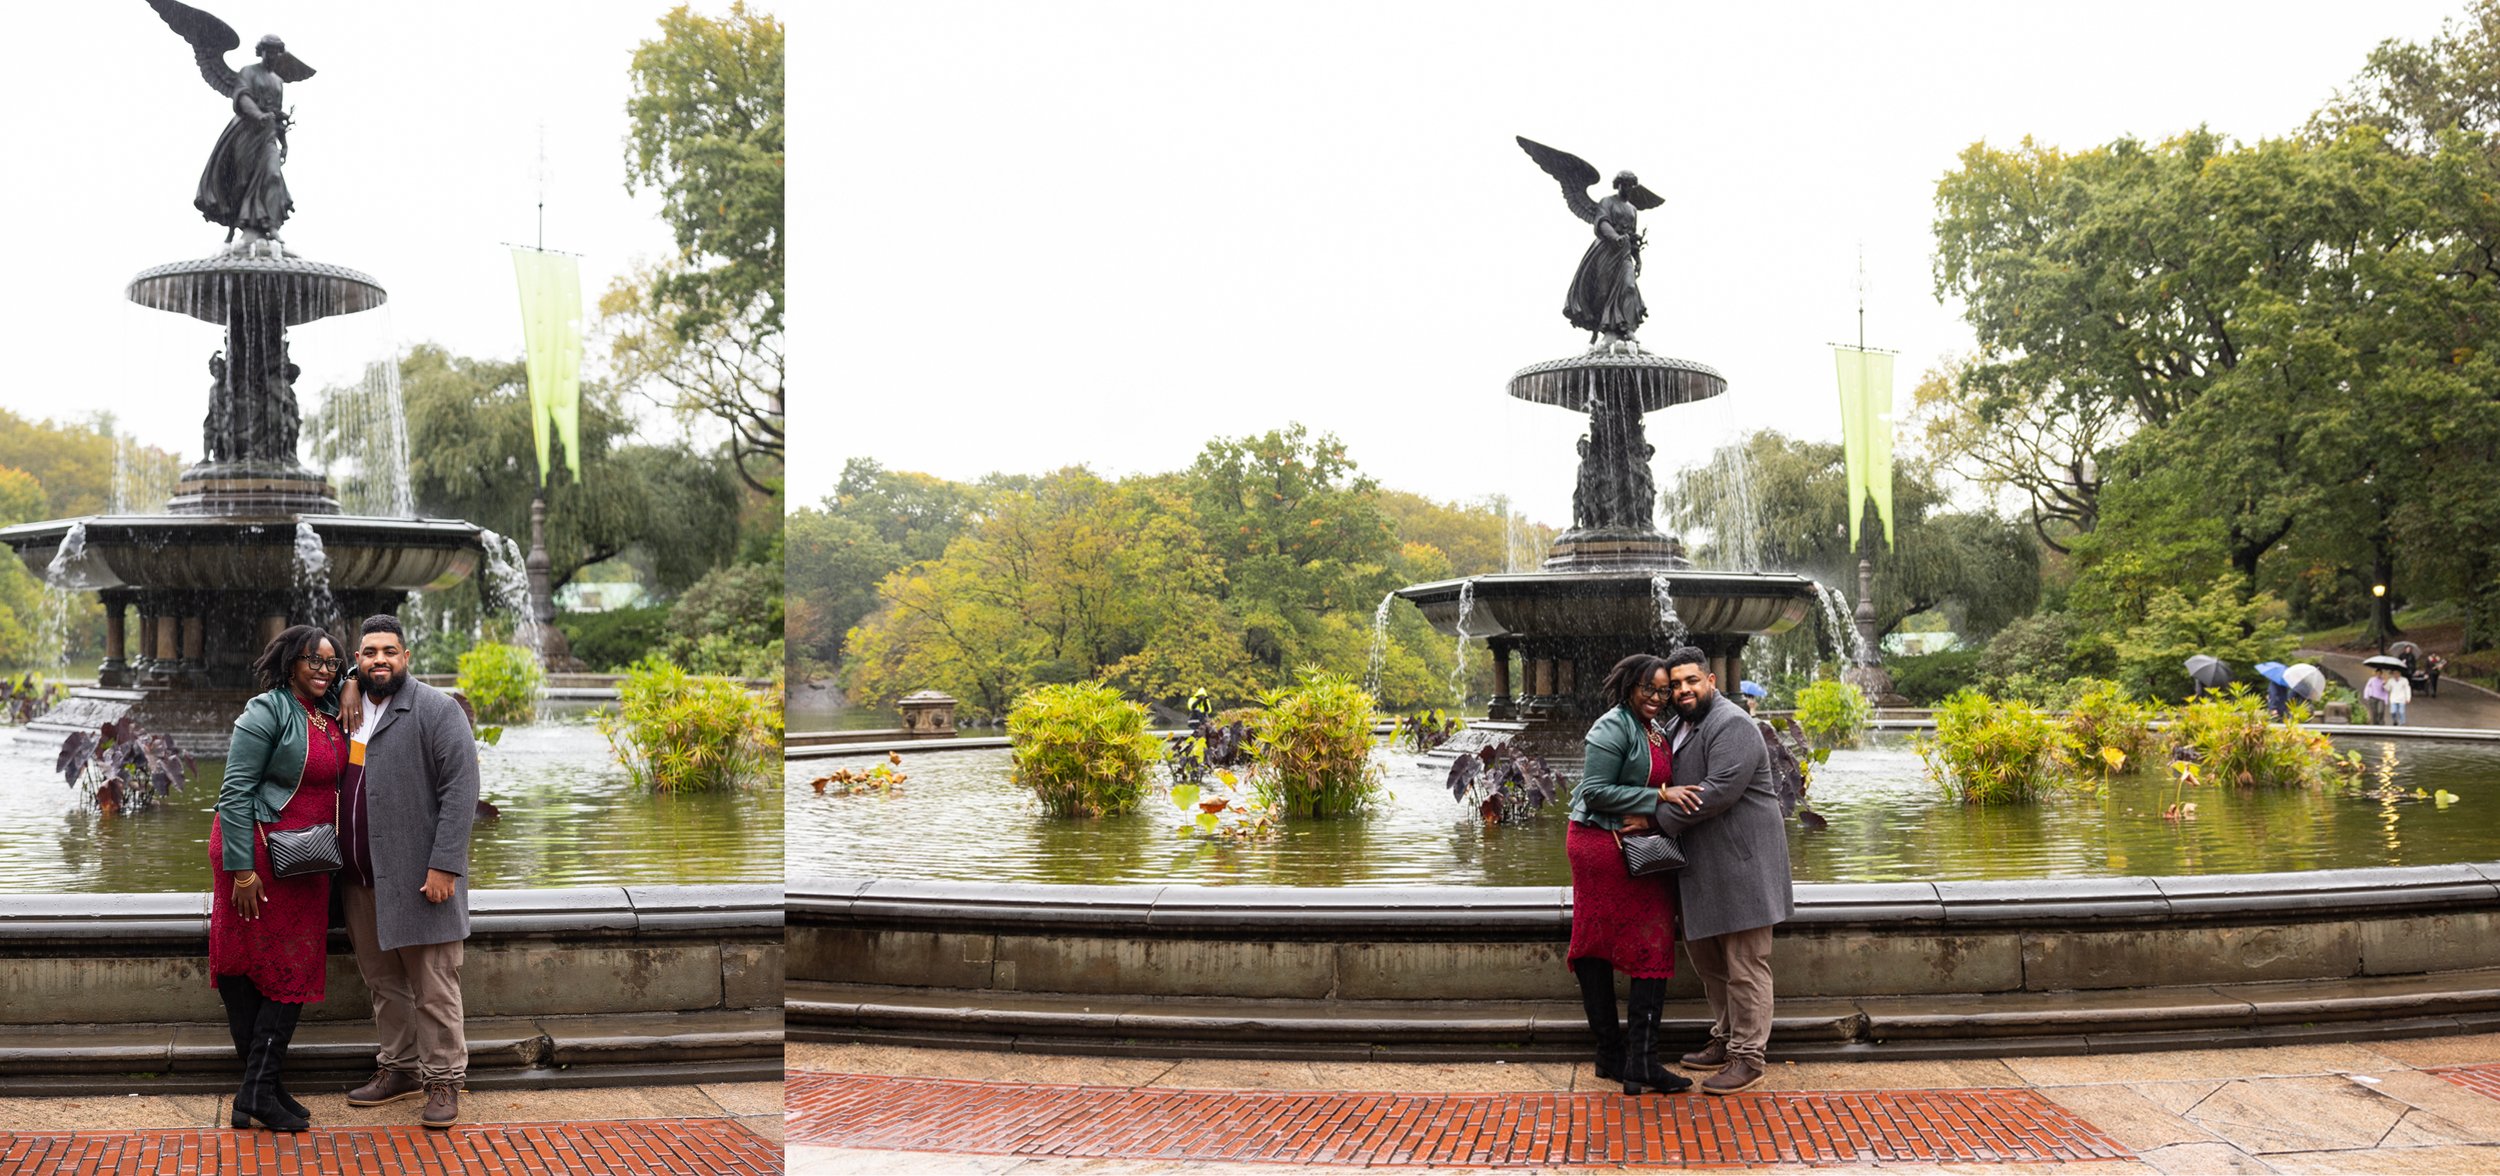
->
<box><xmin>605</xmin><ymin>3</ymin><xmax>785</xmax><ymax>491</ymax></box>
<box><xmin>346</xmin><ymin>344</ymin><xmax>743</xmax><ymax>595</ymax></box>
<box><xmin>1184</xmin><ymin>426</ymin><xmax>1398</xmax><ymax>678</ymax></box>
<box><xmin>1666</xmin><ymin>431</ymin><xmax>2040</xmax><ymax>649</ymax></box>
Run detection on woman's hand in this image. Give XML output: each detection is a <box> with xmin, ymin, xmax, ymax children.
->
<box><xmin>1660</xmin><ymin>784</ymin><xmax>1704</xmax><ymax>813</ymax></box>
<box><xmin>232</xmin><ymin>871</ymin><xmax>264</xmax><ymax>921</ymax></box>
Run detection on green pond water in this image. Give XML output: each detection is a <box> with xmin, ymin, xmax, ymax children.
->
<box><xmin>786</xmin><ymin>733</ymin><xmax>2500</xmax><ymax>886</ymax></box>
<box><xmin>0</xmin><ymin>705</ymin><xmax>781</xmax><ymax>895</ymax></box>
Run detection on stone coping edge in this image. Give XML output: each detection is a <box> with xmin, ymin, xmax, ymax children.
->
<box><xmin>789</xmin><ymin>866</ymin><xmax>2500</xmax><ymax>932</ymax></box>
<box><xmin>0</xmin><ymin>883</ymin><xmax>783</xmax><ymax>942</ymax></box>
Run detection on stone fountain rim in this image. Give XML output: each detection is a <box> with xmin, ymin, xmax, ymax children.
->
<box><xmin>126</xmin><ymin>252</ymin><xmax>389</xmax><ymax>325</ymax></box>
<box><xmin>1506</xmin><ymin>351</ymin><xmax>1726</xmax><ymax>383</ymax></box>
<box><xmin>0</xmin><ymin>514</ymin><xmax>487</xmax><ymax>544</ymax></box>
<box><xmin>1396</xmin><ymin>569</ymin><xmax>1822</xmax><ymax>598</ymax></box>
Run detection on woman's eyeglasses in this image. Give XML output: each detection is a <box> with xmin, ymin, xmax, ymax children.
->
<box><xmin>1636</xmin><ymin>684</ymin><xmax>1675</xmax><ymax>700</ymax></box>
<box><xmin>296</xmin><ymin>656</ymin><xmax>345</xmax><ymax>673</ymax></box>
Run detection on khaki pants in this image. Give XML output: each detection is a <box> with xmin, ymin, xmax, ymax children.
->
<box><xmin>343</xmin><ymin>883</ymin><xmax>467</xmax><ymax>1084</ymax></box>
<box><xmin>1686</xmin><ymin>923</ymin><xmax>1776</xmax><ymax>1064</ymax></box>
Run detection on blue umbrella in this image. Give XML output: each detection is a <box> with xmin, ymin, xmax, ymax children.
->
<box><xmin>1740</xmin><ymin>680</ymin><xmax>1768</xmax><ymax>699</ymax></box>
<box><xmin>2255</xmin><ymin>662</ymin><xmax>2289</xmax><ymax>686</ymax></box>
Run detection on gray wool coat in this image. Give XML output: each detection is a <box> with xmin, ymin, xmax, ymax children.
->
<box><xmin>1651</xmin><ymin>692</ymin><xmax>1795</xmax><ymax>941</ymax></box>
<box><xmin>358</xmin><ymin>679</ymin><xmax>481</xmax><ymax>952</ymax></box>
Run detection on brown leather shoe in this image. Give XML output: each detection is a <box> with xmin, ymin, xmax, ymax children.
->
<box><xmin>345</xmin><ymin>1068</ymin><xmax>423</xmax><ymax>1107</ymax></box>
<box><xmin>1702</xmin><ymin>1057</ymin><xmax>1765</xmax><ymax>1095</ymax></box>
<box><xmin>1679</xmin><ymin>1038</ymin><xmax>1728</xmax><ymax>1072</ymax></box>
<box><xmin>420</xmin><ymin>1081</ymin><xmax>460</xmax><ymax>1129</ymax></box>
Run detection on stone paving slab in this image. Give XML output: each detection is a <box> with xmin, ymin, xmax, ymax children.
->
<box><xmin>787</xmin><ymin>1070</ymin><xmax>2132</xmax><ymax>1167</ymax></box>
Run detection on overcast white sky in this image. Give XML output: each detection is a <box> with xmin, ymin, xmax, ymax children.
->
<box><xmin>0</xmin><ymin>2</ymin><xmax>692</xmax><ymax>472</ymax></box>
<box><xmin>791</xmin><ymin>0</ymin><xmax>2464</xmax><ymax>527</ymax></box>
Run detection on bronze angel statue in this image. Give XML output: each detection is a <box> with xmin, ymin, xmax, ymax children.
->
<box><xmin>148</xmin><ymin>0</ymin><xmax>316</xmax><ymax>247</ymax></box>
<box><xmin>1517</xmin><ymin>137</ymin><xmax>1664</xmax><ymax>347</ymax></box>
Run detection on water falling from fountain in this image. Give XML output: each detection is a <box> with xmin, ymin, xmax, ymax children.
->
<box><xmin>1709</xmin><ymin>443</ymin><xmax>1764</xmax><ymax>572</ymax></box>
<box><xmin>314</xmin><ymin>355</ymin><xmax>416</xmax><ymax>517</ymax></box>
<box><xmin>477</xmin><ymin>529</ymin><xmax>541</xmax><ymax>658</ymax></box>
<box><xmin>35</xmin><ymin>584</ymin><xmax>78</xmax><ymax>669</ymax></box>
<box><xmin>1649</xmin><ymin>572</ymin><xmax>1687</xmax><ymax>645</ymax></box>
<box><xmin>110</xmin><ymin>434</ymin><xmax>177</xmax><ymax>515</ymax></box>
<box><xmin>1813</xmin><ymin>581</ymin><xmax>1869</xmax><ymax>666</ymax></box>
<box><xmin>1446</xmin><ymin>580</ymin><xmax>1475</xmax><ymax>710</ymax></box>
<box><xmin>1363</xmin><ymin>591</ymin><xmax>1395</xmax><ymax>698</ymax></box>
<box><xmin>292</xmin><ymin>522</ymin><xmax>338</xmax><ymax>628</ymax></box>
<box><xmin>43</xmin><ymin>522</ymin><xmax>112</xmax><ymax>591</ymax></box>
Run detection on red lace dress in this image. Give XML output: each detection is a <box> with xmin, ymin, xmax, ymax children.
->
<box><xmin>1564</xmin><ymin>727</ymin><xmax>1680</xmax><ymax>978</ymax></box>
<box><xmin>209</xmin><ymin>696</ymin><xmax>344</xmax><ymax>1002</ymax></box>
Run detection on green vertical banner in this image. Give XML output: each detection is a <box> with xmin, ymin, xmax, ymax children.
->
<box><xmin>1833</xmin><ymin>347</ymin><xmax>1896</xmax><ymax>547</ymax></box>
<box><xmin>511</xmin><ymin>248</ymin><xmax>584</xmax><ymax>485</ymax></box>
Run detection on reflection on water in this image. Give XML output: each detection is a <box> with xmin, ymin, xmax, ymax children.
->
<box><xmin>1</xmin><ymin>709</ymin><xmax>780</xmax><ymax>894</ymax></box>
<box><xmin>786</xmin><ymin>734</ymin><xmax>2500</xmax><ymax>886</ymax></box>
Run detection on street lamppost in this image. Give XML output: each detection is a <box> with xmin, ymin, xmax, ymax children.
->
<box><xmin>2372</xmin><ymin>584</ymin><xmax>2388</xmax><ymax>653</ymax></box>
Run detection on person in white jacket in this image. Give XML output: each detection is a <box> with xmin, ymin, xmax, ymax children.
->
<box><xmin>2388</xmin><ymin>670</ymin><xmax>2414</xmax><ymax>726</ymax></box>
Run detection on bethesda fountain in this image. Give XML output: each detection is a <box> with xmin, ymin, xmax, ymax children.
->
<box><xmin>0</xmin><ymin>5</ymin><xmax>481</xmax><ymax>752</ymax></box>
<box><xmin>1391</xmin><ymin>139</ymin><xmax>1818</xmax><ymax>759</ymax></box>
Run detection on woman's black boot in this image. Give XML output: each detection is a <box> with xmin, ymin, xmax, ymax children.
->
<box><xmin>1571</xmin><ymin>958</ymin><xmax>1624</xmax><ymax>1083</ymax></box>
<box><xmin>218</xmin><ymin>976</ymin><xmax>308</xmax><ymax>1121</ymax></box>
<box><xmin>232</xmin><ymin>1000</ymin><xmax>310</xmax><ymax>1131</ymax></box>
<box><xmin>1620</xmin><ymin>978</ymin><xmax>1692</xmax><ymax>1095</ymax></box>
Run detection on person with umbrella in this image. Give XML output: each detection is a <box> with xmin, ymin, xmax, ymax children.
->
<box><xmin>1738</xmin><ymin>680</ymin><xmax>1767</xmax><ymax>715</ymax></box>
<box><xmin>2362</xmin><ymin>664</ymin><xmax>2391</xmax><ymax>724</ymax></box>
<box><xmin>2255</xmin><ymin>662</ymin><xmax>2291</xmax><ymax>720</ymax></box>
<box><xmin>2284</xmin><ymin>664</ymin><xmax>2329</xmax><ymax>717</ymax></box>
<box><xmin>2184</xmin><ymin>655</ymin><xmax>2233</xmax><ymax>698</ymax></box>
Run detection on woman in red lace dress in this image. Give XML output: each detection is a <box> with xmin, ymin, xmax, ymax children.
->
<box><xmin>1563</xmin><ymin>653</ymin><xmax>1690</xmax><ymax>1095</ymax></box>
<box><xmin>211</xmin><ymin>625</ymin><xmax>348</xmax><ymax>1131</ymax></box>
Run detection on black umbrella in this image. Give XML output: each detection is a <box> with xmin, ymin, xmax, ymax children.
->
<box><xmin>2184</xmin><ymin>655</ymin><xmax>2232</xmax><ymax>690</ymax></box>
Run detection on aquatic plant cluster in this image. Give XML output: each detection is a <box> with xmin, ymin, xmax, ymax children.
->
<box><xmin>456</xmin><ymin>641</ymin><xmax>545</xmax><ymax>725</ymax></box>
<box><xmin>1917</xmin><ymin>683</ymin><xmax>2364</xmax><ymax>805</ymax></box>
<box><xmin>598</xmin><ymin>658</ymin><xmax>783</xmax><ymax>793</ymax></box>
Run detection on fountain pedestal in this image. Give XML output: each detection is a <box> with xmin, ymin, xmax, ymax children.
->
<box><xmin>1393</xmin><ymin>347</ymin><xmax>1816</xmax><ymax>762</ymax></box>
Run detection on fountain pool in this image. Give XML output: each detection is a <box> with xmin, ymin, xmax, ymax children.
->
<box><xmin>1</xmin><ymin>702</ymin><xmax>779</xmax><ymax>894</ymax></box>
<box><xmin>787</xmin><ymin>730</ymin><xmax>2500</xmax><ymax>886</ymax></box>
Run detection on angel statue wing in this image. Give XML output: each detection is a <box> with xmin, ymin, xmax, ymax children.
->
<box><xmin>146</xmin><ymin>0</ymin><xmax>317</xmax><ymax>93</ymax></box>
<box><xmin>1516</xmin><ymin>136</ymin><xmax>1601</xmax><ymax>224</ymax></box>
<box><xmin>147</xmin><ymin>0</ymin><xmax>242</xmax><ymax>97</ymax></box>
<box><xmin>1517</xmin><ymin>136</ymin><xmax>1666</xmax><ymax>219</ymax></box>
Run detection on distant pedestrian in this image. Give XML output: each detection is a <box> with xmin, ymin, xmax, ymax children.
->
<box><xmin>2364</xmin><ymin>670</ymin><xmax>2389</xmax><ymax>725</ymax></box>
<box><xmin>2427</xmin><ymin>654</ymin><xmax>2445</xmax><ymax>699</ymax></box>
<box><xmin>2264</xmin><ymin>677</ymin><xmax>2291</xmax><ymax>721</ymax></box>
<box><xmin>2389</xmin><ymin>671</ymin><xmax>2412</xmax><ymax>727</ymax></box>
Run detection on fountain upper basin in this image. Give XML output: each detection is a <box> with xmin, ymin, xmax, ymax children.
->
<box><xmin>1</xmin><ymin>515</ymin><xmax>481</xmax><ymax>593</ymax></box>
<box><xmin>1396</xmin><ymin>569</ymin><xmax>1818</xmax><ymax>639</ymax></box>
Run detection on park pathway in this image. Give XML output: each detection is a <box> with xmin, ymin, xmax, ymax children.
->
<box><xmin>788</xmin><ymin>1037</ymin><xmax>2500</xmax><ymax>1172</ymax></box>
<box><xmin>2300</xmin><ymin>649</ymin><xmax>2500</xmax><ymax>730</ymax></box>
<box><xmin>0</xmin><ymin>1080</ymin><xmax>780</xmax><ymax>1175</ymax></box>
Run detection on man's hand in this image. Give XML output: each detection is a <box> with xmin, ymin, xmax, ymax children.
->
<box><xmin>1660</xmin><ymin>784</ymin><xmax>1704</xmax><ymax>813</ymax></box>
<box><xmin>421</xmin><ymin>869</ymin><xmax>458</xmax><ymax>903</ymax></box>
<box><xmin>1620</xmin><ymin>813</ymin><xmax>1656</xmax><ymax>834</ymax></box>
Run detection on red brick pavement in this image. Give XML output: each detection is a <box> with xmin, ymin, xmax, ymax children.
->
<box><xmin>786</xmin><ymin>1070</ymin><xmax>2135</xmax><ymax>1168</ymax></box>
<box><xmin>2432</xmin><ymin>1062</ymin><xmax>2500</xmax><ymax>1102</ymax></box>
<box><xmin>0</xmin><ymin>1117</ymin><xmax>780</xmax><ymax>1175</ymax></box>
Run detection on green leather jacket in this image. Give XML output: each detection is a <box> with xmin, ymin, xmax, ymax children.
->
<box><xmin>217</xmin><ymin>687</ymin><xmax>341</xmax><ymax>872</ymax></box>
<box><xmin>1568</xmin><ymin>704</ymin><xmax>1663</xmax><ymax>828</ymax></box>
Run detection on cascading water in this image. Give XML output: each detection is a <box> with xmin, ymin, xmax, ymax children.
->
<box><xmin>1649</xmin><ymin>572</ymin><xmax>1687</xmax><ymax>645</ymax></box>
<box><xmin>292</xmin><ymin>522</ymin><xmax>338</xmax><ymax>627</ymax></box>
<box><xmin>313</xmin><ymin>354</ymin><xmax>417</xmax><ymax>517</ymax></box>
<box><xmin>477</xmin><ymin>529</ymin><xmax>541</xmax><ymax>658</ymax></box>
<box><xmin>1446</xmin><ymin>579</ymin><xmax>1475</xmax><ymax>710</ymax></box>
<box><xmin>43</xmin><ymin>521</ymin><xmax>112</xmax><ymax>591</ymax></box>
<box><xmin>1813</xmin><ymin>581</ymin><xmax>1869</xmax><ymax>666</ymax></box>
<box><xmin>1710</xmin><ymin>443</ymin><xmax>1764</xmax><ymax>572</ymax></box>
<box><xmin>1363</xmin><ymin>591</ymin><xmax>1395</xmax><ymax>698</ymax></box>
<box><xmin>35</xmin><ymin>584</ymin><xmax>78</xmax><ymax>669</ymax></box>
<box><xmin>110</xmin><ymin>434</ymin><xmax>176</xmax><ymax>515</ymax></box>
